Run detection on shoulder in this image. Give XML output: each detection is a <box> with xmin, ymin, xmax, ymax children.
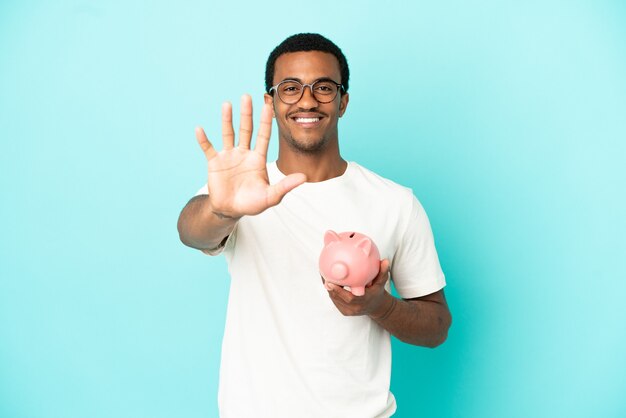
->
<box><xmin>349</xmin><ymin>162</ymin><xmax>415</xmax><ymax>203</ymax></box>
<box><xmin>349</xmin><ymin>162</ymin><xmax>430</xmax><ymax>233</ymax></box>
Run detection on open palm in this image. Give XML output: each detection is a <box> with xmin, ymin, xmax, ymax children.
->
<box><xmin>195</xmin><ymin>95</ymin><xmax>306</xmax><ymax>218</ymax></box>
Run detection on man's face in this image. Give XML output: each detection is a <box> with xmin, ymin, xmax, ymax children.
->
<box><xmin>265</xmin><ymin>51</ymin><xmax>349</xmax><ymax>154</ymax></box>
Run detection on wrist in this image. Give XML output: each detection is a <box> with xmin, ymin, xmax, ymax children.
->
<box><xmin>206</xmin><ymin>197</ymin><xmax>242</xmax><ymax>222</ymax></box>
<box><xmin>370</xmin><ymin>293</ymin><xmax>397</xmax><ymax>321</ymax></box>
<box><xmin>211</xmin><ymin>210</ymin><xmax>242</xmax><ymax>221</ymax></box>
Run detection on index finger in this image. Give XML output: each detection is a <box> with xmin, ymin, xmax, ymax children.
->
<box><xmin>253</xmin><ymin>103</ymin><xmax>273</xmax><ymax>157</ymax></box>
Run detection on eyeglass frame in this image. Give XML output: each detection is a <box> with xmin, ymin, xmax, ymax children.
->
<box><xmin>268</xmin><ymin>78</ymin><xmax>346</xmax><ymax>104</ymax></box>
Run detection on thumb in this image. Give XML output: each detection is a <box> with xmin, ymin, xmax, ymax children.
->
<box><xmin>265</xmin><ymin>173</ymin><xmax>307</xmax><ymax>207</ymax></box>
<box><xmin>370</xmin><ymin>259</ymin><xmax>390</xmax><ymax>288</ymax></box>
<box><xmin>195</xmin><ymin>126</ymin><xmax>217</xmax><ymax>160</ymax></box>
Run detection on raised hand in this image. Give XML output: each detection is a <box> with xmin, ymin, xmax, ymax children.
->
<box><xmin>195</xmin><ymin>94</ymin><xmax>306</xmax><ymax>219</ymax></box>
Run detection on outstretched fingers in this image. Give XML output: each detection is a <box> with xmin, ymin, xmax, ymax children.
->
<box><xmin>195</xmin><ymin>127</ymin><xmax>217</xmax><ymax>160</ymax></box>
<box><xmin>222</xmin><ymin>102</ymin><xmax>235</xmax><ymax>150</ymax></box>
<box><xmin>254</xmin><ymin>103</ymin><xmax>273</xmax><ymax>157</ymax></box>
<box><xmin>238</xmin><ymin>94</ymin><xmax>253</xmax><ymax>149</ymax></box>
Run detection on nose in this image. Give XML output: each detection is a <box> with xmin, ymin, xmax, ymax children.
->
<box><xmin>297</xmin><ymin>84</ymin><xmax>318</xmax><ymax>108</ymax></box>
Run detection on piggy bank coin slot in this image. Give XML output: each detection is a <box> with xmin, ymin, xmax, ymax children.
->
<box><xmin>349</xmin><ymin>232</ymin><xmax>355</xmax><ymax>238</ymax></box>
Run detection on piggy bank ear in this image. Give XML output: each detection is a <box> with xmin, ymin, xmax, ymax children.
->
<box><xmin>324</xmin><ymin>230</ymin><xmax>341</xmax><ymax>245</ymax></box>
<box><xmin>356</xmin><ymin>237</ymin><xmax>372</xmax><ymax>255</ymax></box>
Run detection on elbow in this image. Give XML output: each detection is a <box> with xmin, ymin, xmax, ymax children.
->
<box><xmin>426</xmin><ymin>311</ymin><xmax>452</xmax><ymax>348</ymax></box>
<box><xmin>426</xmin><ymin>329</ymin><xmax>449</xmax><ymax>348</ymax></box>
<box><xmin>177</xmin><ymin>214</ymin><xmax>194</xmax><ymax>248</ymax></box>
<box><xmin>178</xmin><ymin>231</ymin><xmax>191</xmax><ymax>248</ymax></box>
<box><xmin>400</xmin><ymin>314</ymin><xmax>452</xmax><ymax>348</ymax></box>
<box><xmin>178</xmin><ymin>227</ymin><xmax>197</xmax><ymax>250</ymax></box>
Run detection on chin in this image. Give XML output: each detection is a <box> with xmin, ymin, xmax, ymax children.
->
<box><xmin>286</xmin><ymin>135</ymin><xmax>328</xmax><ymax>154</ymax></box>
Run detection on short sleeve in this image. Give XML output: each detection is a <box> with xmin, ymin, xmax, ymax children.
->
<box><xmin>195</xmin><ymin>184</ymin><xmax>209</xmax><ymax>196</ymax></box>
<box><xmin>390</xmin><ymin>195</ymin><xmax>446</xmax><ymax>299</ymax></box>
<box><xmin>194</xmin><ymin>184</ymin><xmax>237</xmax><ymax>256</ymax></box>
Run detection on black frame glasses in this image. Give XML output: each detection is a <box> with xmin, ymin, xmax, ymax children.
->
<box><xmin>268</xmin><ymin>79</ymin><xmax>345</xmax><ymax>105</ymax></box>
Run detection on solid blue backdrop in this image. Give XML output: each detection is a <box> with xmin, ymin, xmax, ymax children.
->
<box><xmin>1</xmin><ymin>1</ymin><xmax>625</xmax><ymax>417</ymax></box>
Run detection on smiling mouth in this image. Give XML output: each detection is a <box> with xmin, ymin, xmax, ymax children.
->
<box><xmin>290</xmin><ymin>115</ymin><xmax>325</xmax><ymax>127</ymax></box>
<box><xmin>294</xmin><ymin>117</ymin><xmax>320</xmax><ymax>123</ymax></box>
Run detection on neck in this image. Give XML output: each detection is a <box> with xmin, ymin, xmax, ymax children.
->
<box><xmin>277</xmin><ymin>146</ymin><xmax>347</xmax><ymax>183</ymax></box>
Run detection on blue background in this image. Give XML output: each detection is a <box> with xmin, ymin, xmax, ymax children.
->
<box><xmin>1</xmin><ymin>1</ymin><xmax>625</xmax><ymax>417</ymax></box>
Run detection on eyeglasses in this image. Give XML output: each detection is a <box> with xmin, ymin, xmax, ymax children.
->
<box><xmin>268</xmin><ymin>79</ymin><xmax>345</xmax><ymax>105</ymax></box>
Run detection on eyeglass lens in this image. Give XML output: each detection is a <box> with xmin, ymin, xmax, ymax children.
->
<box><xmin>277</xmin><ymin>80</ymin><xmax>339</xmax><ymax>104</ymax></box>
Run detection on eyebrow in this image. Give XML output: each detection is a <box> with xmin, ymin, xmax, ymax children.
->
<box><xmin>280</xmin><ymin>77</ymin><xmax>339</xmax><ymax>84</ymax></box>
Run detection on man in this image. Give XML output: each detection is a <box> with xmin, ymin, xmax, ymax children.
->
<box><xmin>178</xmin><ymin>33</ymin><xmax>451</xmax><ymax>418</ymax></box>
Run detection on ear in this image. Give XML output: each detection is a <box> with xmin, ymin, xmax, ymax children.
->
<box><xmin>355</xmin><ymin>237</ymin><xmax>372</xmax><ymax>256</ymax></box>
<box><xmin>338</xmin><ymin>92</ymin><xmax>349</xmax><ymax>117</ymax></box>
<box><xmin>324</xmin><ymin>230</ymin><xmax>341</xmax><ymax>245</ymax></box>
<box><xmin>264</xmin><ymin>93</ymin><xmax>275</xmax><ymax>118</ymax></box>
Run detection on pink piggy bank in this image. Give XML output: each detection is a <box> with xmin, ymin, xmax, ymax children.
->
<box><xmin>319</xmin><ymin>230</ymin><xmax>381</xmax><ymax>296</ymax></box>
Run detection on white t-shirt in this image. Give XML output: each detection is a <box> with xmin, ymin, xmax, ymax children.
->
<box><xmin>196</xmin><ymin>161</ymin><xmax>445</xmax><ymax>418</ymax></box>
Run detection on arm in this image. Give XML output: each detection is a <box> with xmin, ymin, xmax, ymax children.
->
<box><xmin>177</xmin><ymin>95</ymin><xmax>306</xmax><ymax>251</ymax></box>
<box><xmin>177</xmin><ymin>194</ymin><xmax>240</xmax><ymax>251</ymax></box>
<box><xmin>323</xmin><ymin>260</ymin><xmax>452</xmax><ymax>348</ymax></box>
<box><xmin>371</xmin><ymin>288</ymin><xmax>451</xmax><ymax>348</ymax></box>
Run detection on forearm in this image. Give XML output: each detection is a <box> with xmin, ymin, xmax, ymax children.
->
<box><xmin>177</xmin><ymin>194</ymin><xmax>239</xmax><ymax>250</ymax></box>
<box><xmin>370</xmin><ymin>292</ymin><xmax>451</xmax><ymax>348</ymax></box>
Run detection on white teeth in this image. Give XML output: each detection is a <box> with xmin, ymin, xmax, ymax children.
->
<box><xmin>295</xmin><ymin>117</ymin><xmax>320</xmax><ymax>123</ymax></box>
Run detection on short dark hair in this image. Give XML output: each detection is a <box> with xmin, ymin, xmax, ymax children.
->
<box><xmin>265</xmin><ymin>33</ymin><xmax>350</xmax><ymax>94</ymax></box>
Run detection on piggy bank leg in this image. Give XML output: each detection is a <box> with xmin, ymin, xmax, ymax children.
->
<box><xmin>352</xmin><ymin>286</ymin><xmax>365</xmax><ymax>296</ymax></box>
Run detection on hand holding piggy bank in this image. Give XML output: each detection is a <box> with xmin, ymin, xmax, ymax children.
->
<box><xmin>319</xmin><ymin>230</ymin><xmax>381</xmax><ymax>296</ymax></box>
